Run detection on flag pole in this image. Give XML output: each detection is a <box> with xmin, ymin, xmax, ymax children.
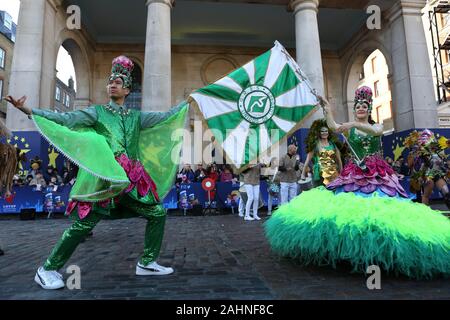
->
<box><xmin>275</xmin><ymin>41</ymin><xmax>366</xmax><ymax>167</ymax></box>
<box><xmin>275</xmin><ymin>41</ymin><xmax>320</xmax><ymax>102</ymax></box>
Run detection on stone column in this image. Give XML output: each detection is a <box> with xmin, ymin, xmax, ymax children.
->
<box><xmin>290</xmin><ymin>0</ymin><xmax>325</xmax><ymax>126</ymax></box>
<box><xmin>387</xmin><ymin>73</ymin><xmax>398</xmax><ymax>129</ymax></box>
<box><xmin>142</xmin><ymin>0</ymin><xmax>173</xmax><ymax>111</ymax></box>
<box><xmin>6</xmin><ymin>0</ymin><xmax>47</xmax><ymax>130</ymax></box>
<box><xmin>386</xmin><ymin>0</ymin><xmax>437</xmax><ymax>130</ymax></box>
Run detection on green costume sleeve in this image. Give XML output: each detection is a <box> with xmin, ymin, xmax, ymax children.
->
<box><xmin>32</xmin><ymin>111</ymin><xmax>129</xmax><ymax>203</ymax></box>
<box><xmin>140</xmin><ymin>102</ymin><xmax>188</xmax><ymax>129</ymax></box>
<box><xmin>139</xmin><ymin>101</ymin><xmax>190</xmax><ymax>198</ymax></box>
<box><xmin>32</xmin><ymin>107</ymin><xmax>98</xmax><ymax>129</ymax></box>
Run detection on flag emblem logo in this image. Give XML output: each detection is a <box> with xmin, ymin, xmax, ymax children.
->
<box><xmin>238</xmin><ymin>85</ymin><xmax>275</xmax><ymax>125</ymax></box>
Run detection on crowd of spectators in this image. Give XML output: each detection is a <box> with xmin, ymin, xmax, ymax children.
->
<box><xmin>175</xmin><ymin>163</ymin><xmax>238</xmax><ymax>185</ymax></box>
<box><xmin>12</xmin><ymin>160</ymin><xmax>79</xmax><ymax>190</ymax></box>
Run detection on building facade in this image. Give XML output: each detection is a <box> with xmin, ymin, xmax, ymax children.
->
<box><xmin>54</xmin><ymin>77</ymin><xmax>75</xmax><ymax>112</ymax></box>
<box><xmin>4</xmin><ymin>0</ymin><xmax>439</xmax><ymax>142</ymax></box>
<box><xmin>358</xmin><ymin>49</ymin><xmax>394</xmax><ymax>132</ymax></box>
<box><xmin>0</xmin><ymin>11</ymin><xmax>16</xmax><ymax>119</ymax></box>
<box><xmin>424</xmin><ymin>0</ymin><xmax>450</xmax><ymax>127</ymax></box>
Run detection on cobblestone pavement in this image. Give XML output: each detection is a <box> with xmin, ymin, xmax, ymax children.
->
<box><xmin>0</xmin><ymin>205</ymin><xmax>449</xmax><ymax>300</ymax></box>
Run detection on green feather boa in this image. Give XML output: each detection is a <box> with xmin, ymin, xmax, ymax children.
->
<box><xmin>264</xmin><ymin>187</ymin><xmax>450</xmax><ymax>279</ymax></box>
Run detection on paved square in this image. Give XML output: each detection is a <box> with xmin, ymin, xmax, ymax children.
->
<box><xmin>0</xmin><ymin>208</ymin><xmax>449</xmax><ymax>300</ymax></box>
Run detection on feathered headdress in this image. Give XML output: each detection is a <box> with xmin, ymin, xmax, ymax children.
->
<box><xmin>109</xmin><ymin>55</ymin><xmax>134</xmax><ymax>89</ymax></box>
<box><xmin>354</xmin><ymin>86</ymin><xmax>373</xmax><ymax>113</ymax></box>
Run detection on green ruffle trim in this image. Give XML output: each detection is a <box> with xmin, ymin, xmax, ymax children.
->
<box><xmin>264</xmin><ymin>187</ymin><xmax>450</xmax><ymax>279</ymax></box>
<box><xmin>32</xmin><ymin>115</ymin><xmax>129</xmax><ymax>183</ymax></box>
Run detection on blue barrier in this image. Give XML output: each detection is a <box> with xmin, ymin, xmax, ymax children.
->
<box><xmin>0</xmin><ymin>178</ymin><xmax>442</xmax><ymax>215</ymax></box>
<box><xmin>1</xmin><ymin>181</ymin><xmax>284</xmax><ymax>214</ymax></box>
<box><xmin>0</xmin><ymin>185</ymin><xmax>70</xmax><ymax>214</ymax></box>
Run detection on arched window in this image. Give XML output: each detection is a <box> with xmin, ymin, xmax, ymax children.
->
<box><xmin>55</xmin><ymin>45</ymin><xmax>76</xmax><ymax>111</ymax></box>
<box><xmin>125</xmin><ymin>62</ymin><xmax>142</xmax><ymax>110</ymax></box>
<box><xmin>346</xmin><ymin>49</ymin><xmax>393</xmax><ymax>131</ymax></box>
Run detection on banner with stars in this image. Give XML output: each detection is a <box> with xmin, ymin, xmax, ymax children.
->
<box><xmin>1</xmin><ymin>132</ymin><xmax>64</xmax><ymax>177</ymax></box>
<box><xmin>382</xmin><ymin>129</ymin><xmax>450</xmax><ymax>161</ymax></box>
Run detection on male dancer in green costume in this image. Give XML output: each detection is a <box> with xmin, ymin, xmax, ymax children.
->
<box><xmin>5</xmin><ymin>56</ymin><xmax>188</xmax><ymax>290</ymax></box>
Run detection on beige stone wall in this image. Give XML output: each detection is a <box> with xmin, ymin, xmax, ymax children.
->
<box><xmin>91</xmin><ymin>44</ymin><xmax>145</xmax><ymax>105</ymax></box>
<box><xmin>322</xmin><ymin>52</ymin><xmax>346</xmax><ymax>123</ymax></box>
<box><xmin>172</xmin><ymin>45</ymin><xmax>265</xmax><ymax>106</ymax></box>
<box><xmin>0</xmin><ymin>34</ymin><xmax>14</xmax><ymax>118</ymax></box>
<box><xmin>88</xmin><ymin>45</ymin><xmax>315</xmax><ymax>111</ymax></box>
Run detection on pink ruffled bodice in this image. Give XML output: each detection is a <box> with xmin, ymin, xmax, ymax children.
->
<box><xmin>327</xmin><ymin>155</ymin><xmax>409</xmax><ymax>198</ymax></box>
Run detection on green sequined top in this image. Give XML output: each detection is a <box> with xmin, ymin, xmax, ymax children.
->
<box><xmin>312</xmin><ymin>143</ymin><xmax>339</xmax><ymax>185</ymax></box>
<box><xmin>94</xmin><ymin>106</ymin><xmax>141</xmax><ymax>159</ymax></box>
<box><xmin>347</xmin><ymin>127</ymin><xmax>382</xmax><ymax>160</ymax></box>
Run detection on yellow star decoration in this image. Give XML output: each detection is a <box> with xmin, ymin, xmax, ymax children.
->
<box><xmin>14</xmin><ymin>144</ymin><xmax>31</xmax><ymax>170</ymax></box>
<box><xmin>393</xmin><ymin>143</ymin><xmax>405</xmax><ymax>161</ymax></box>
<box><xmin>48</xmin><ymin>148</ymin><xmax>60</xmax><ymax>168</ymax></box>
<box><xmin>21</xmin><ymin>138</ymin><xmax>25</xmax><ymax>143</ymax></box>
<box><xmin>14</xmin><ymin>136</ymin><xmax>18</xmax><ymax>140</ymax></box>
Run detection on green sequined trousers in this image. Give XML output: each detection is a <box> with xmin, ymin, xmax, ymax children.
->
<box><xmin>40</xmin><ymin>105</ymin><xmax>179</xmax><ymax>271</ymax></box>
<box><xmin>43</xmin><ymin>195</ymin><xmax>166</xmax><ymax>271</ymax></box>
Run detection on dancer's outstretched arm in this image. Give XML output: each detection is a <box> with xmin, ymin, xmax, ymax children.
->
<box><xmin>4</xmin><ymin>96</ymin><xmax>97</xmax><ymax>129</ymax></box>
<box><xmin>301</xmin><ymin>151</ymin><xmax>313</xmax><ymax>180</ymax></box>
<box><xmin>337</xmin><ymin>121</ymin><xmax>384</xmax><ymax>136</ymax></box>
<box><xmin>317</xmin><ymin>96</ymin><xmax>340</xmax><ymax>131</ymax></box>
<box><xmin>317</xmin><ymin>95</ymin><xmax>384</xmax><ymax>136</ymax></box>
<box><xmin>335</xmin><ymin>147</ymin><xmax>343</xmax><ymax>172</ymax></box>
<box><xmin>141</xmin><ymin>101</ymin><xmax>188</xmax><ymax>129</ymax></box>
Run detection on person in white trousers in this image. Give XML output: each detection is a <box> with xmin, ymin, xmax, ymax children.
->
<box><xmin>242</xmin><ymin>163</ymin><xmax>265</xmax><ymax>221</ymax></box>
<box><xmin>279</xmin><ymin>145</ymin><xmax>301</xmax><ymax>205</ymax></box>
<box><xmin>266</xmin><ymin>158</ymin><xmax>280</xmax><ymax>216</ymax></box>
<box><xmin>238</xmin><ymin>182</ymin><xmax>247</xmax><ymax>218</ymax></box>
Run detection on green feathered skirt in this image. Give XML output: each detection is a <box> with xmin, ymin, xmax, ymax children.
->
<box><xmin>264</xmin><ymin>187</ymin><xmax>450</xmax><ymax>279</ymax></box>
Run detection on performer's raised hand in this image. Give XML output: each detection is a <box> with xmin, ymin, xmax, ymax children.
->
<box><xmin>337</xmin><ymin>122</ymin><xmax>354</xmax><ymax>133</ymax></box>
<box><xmin>4</xmin><ymin>95</ymin><xmax>32</xmax><ymax>115</ymax></box>
<box><xmin>316</xmin><ymin>95</ymin><xmax>331</xmax><ymax>113</ymax></box>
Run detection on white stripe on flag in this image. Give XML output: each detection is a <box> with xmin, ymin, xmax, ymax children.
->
<box><xmin>263</xmin><ymin>47</ymin><xmax>287</xmax><ymax>90</ymax></box>
<box><xmin>243</xmin><ymin>61</ymin><xmax>255</xmax><ymax>85</ymax></box>
<box><xmin>215</xmin><ymin>77</ymin><xmax>243</xmax><ymax>94</ymax></box>
<box><xmin>272</xmin><ymin>116</ymin><xmax>296</xmax><ymax>133</ymax></box>
<box><xmin>190</xmin><ymin>93</ymin><xmax>238</xmax><ymax>120</ymax></box>
<box><xmin>259</xmin><ymin>123</ymin><xmax>271</xmax><ymax>152</ymax></box>
<box><xmin>222</xmin><ymin>120</ymin><xmax>251</xmax><ymax>167</ymax></box>
<box><xmin>275</xmin><ymin>83</ymin><xmax>318</xmax><ymax>108</ymax></box>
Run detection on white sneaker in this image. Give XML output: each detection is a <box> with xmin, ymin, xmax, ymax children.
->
<box><xmin>244</xmin><ymin>215</ymin><xmax>254</xmax><ymax>221</ymax></box>
<box><xmin>238</xmin><ymin>212</ymin><xmax>244</xmax><ymax>217</ymax></box>
<box><xmin>253</xmin><ymin>214</ymin><xmax>261</xmax><ymax>221</ymax></box>
<box><xmin>34</xmin><ymin>267</ymin><xmax>65</xmax><ymax>290</ymax></box>
<box><xmin>136</xmin><ymin>261</ymin><xmax>174</xmax><ymax>276</ymax></box>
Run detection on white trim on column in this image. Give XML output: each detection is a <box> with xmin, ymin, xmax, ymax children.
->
<box><xmin>289</xmin><ymin>0</ymin><xmax>319</xmax><ymax>14</ymax></box>
<box><xmin>146</xmin><ymin>0</ymin><xmax>174</xmax><ymax>8</ymax></box>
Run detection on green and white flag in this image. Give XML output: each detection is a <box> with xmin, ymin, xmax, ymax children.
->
<box><xmin>190</xmin><ymin>41</ymin><xmax>319</xmax><ymax>171</ymax></box>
